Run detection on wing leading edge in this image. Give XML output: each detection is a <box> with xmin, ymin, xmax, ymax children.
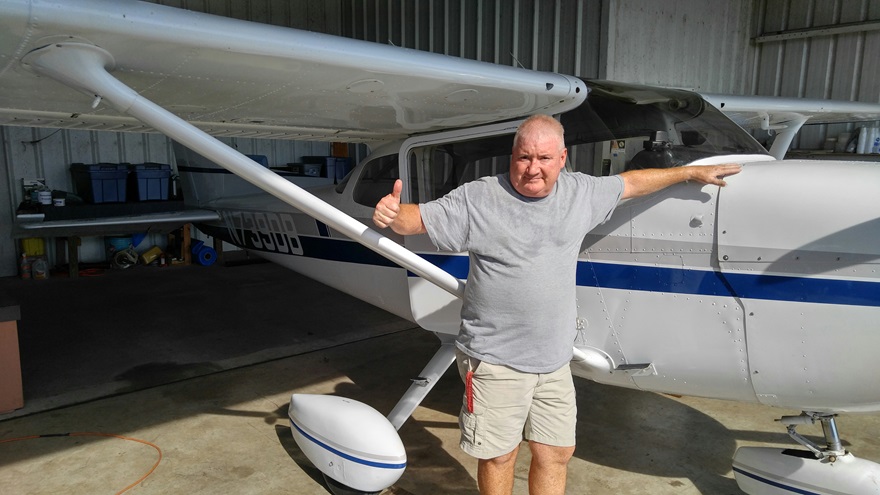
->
<box><xmin>0</xmin><ymin>0</ymin><xmax>586</xmax><ymax>143</ymax></box>
<box><xmin>701</xmin><ymin>93</ymin><xmax>880</xmax><ymax>128</ymax></box>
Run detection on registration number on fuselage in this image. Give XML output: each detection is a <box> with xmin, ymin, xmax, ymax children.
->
<box><xmin>220</xmin><ymin>210</ymin><xmax>303</xmax><ymax>255</ymax></box>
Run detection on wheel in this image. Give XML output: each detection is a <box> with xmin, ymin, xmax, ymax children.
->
<box><xmin>322</xmin><ymin>473</ymin><xmax>382</xmax><ymax>495</ymax></box>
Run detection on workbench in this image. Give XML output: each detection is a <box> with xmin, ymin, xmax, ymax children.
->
<box><xmin>14</xmin><ymin>201</ymin><xmax>221</xmax><ymax>278</ymax></box>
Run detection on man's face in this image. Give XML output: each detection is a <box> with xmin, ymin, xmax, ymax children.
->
<box><xmin>509</xmin><ymin>130</ymin><xmax>567</xmax><ymax>198</ymax></box>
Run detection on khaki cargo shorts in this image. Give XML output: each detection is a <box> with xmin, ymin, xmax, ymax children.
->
<box><xmin>455</xmin><ymin>348</ymin><xmax>577</xmax><ymax>459</ymax></box>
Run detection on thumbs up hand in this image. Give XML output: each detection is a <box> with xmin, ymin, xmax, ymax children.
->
<box><xmin>373</xmin><ymin>179</ymin><xmax>403</xmax><ymax>229</ymax></box>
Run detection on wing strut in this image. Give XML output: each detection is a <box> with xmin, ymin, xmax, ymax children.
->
<box><xmin>764</xmin><ymin>113</ymin><xmax>808</xmax><ymax>160</ymax></box>
<box><xmin>22</xmin><ymin>41</ymin><xmax>465</xmax><ymax>299</ymax></box>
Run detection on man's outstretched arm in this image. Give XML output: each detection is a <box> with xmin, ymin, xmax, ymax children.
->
<box><xmin>619</xmin><ymin>163</ymin><xmax>743</xmax><ymax>199</ymax></box>
<box><xmin>372</xmin><ymin>179</ymin><xmax>427</xmax><ymax>235</ymax></box>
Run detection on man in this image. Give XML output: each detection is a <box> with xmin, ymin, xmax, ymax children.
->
<box><xmin>373</xmin><ymin>114</ymin><xmax>741</xmax><ymax>494</ymax></box>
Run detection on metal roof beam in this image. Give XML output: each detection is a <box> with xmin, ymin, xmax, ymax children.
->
<box><xmin>755</xmin><ymin>20</ymin><xmax>880</xmax><ymax>43</ymax></box>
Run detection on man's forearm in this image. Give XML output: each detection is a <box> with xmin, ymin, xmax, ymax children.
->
<box><xmin>619</xmin><ymin>167</ymin><xmax>692</xmax><ymax>199</ymax></box>
<box><xmin>619</xmin><ymin>163</ymin><xmax>741</xmax><ymax>199</ymax></box>
<box><xmin>390</xmin><ymin>204</ymin><xmax>427</xmax><ymax>235</ymax></box>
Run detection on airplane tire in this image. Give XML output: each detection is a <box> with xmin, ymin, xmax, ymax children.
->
<box><xmin>323</xmin><ymin>473</ymin><xmax>382</xmax><ymax>495</ymax></box>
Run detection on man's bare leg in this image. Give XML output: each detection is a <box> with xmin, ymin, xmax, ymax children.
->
<box><xmin>477</xmin><ymin>445</ymin><xmax>520</xmax><ymax>495</ymax></box>
<box><xmin>527</xmin><ymin>441</ymin><xmax>575</xmax><ymax>495</ymax></box>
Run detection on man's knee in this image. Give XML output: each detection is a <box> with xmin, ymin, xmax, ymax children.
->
<box><xmin>483</xmin><ymin>446</ymin><xmax>519</xmax><ymax>467</ymax></box>
<box><xmin>529</xmin><ymin>441</ymin><xmax>575</xmax><ymax>466</ymax></box>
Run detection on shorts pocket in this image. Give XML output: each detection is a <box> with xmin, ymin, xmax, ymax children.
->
<box><xmin>459</xmin><ymin>407</ymin><xmax>484</xmax><ymax>449</ymax></box>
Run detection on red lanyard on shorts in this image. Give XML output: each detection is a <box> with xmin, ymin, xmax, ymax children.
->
<box><xmin>465</xmin><ymin>358</ymin><xmax>475</xmax><ymax>413</ymax></box>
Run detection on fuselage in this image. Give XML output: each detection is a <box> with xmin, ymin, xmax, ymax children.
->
<box><xmin>181</xmin><ymin>81</ymin><xmax>880</xmax><ymax>415</ymax></box>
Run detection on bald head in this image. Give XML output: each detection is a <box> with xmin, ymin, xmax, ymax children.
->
<box><xmin>513</xmin><ymin>114</ymin><xmax>565</xmax><ymax>152</ymax></box>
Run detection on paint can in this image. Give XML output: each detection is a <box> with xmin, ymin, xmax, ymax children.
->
<box><xmin>52</xmin><ymin>197</ymin><xmax>65</xmax><ymax>206</ymax></box>
<box><xmin>37</xmin><ymin>190</ymin><xmax>52</xmax><ymax>205</ymax></box>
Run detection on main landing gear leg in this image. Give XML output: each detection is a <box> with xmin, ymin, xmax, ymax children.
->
<box><xmin>733</xmin><ymin>412</ymin><xmax>880</xmax><ymax>494</ymax></box>
<box><xmin>386</xmin><ymin>334</ymin><xmax>458</xmax><ymax>430</ymax></box>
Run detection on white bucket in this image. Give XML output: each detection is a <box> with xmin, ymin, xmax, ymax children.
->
<box><xmin>858</xmin><ymin>127</ymin><xmax>879</xmax><ymax>154</ymax></box>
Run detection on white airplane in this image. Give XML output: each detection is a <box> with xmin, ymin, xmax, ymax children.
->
<box><xmin>3</xmin><ymin>1</ymin><xmax>880</xmax><ymax>494</ymax></box>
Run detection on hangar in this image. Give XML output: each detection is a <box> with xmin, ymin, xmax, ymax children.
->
<box><xmin>1</xmin><ymin>1</ymin><xmax>879</xmax><ymax>494</ymax></box>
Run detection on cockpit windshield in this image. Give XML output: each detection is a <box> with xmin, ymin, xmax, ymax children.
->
<box><xmin>563</xmin><ymin>79</ymin><xmax>769</xmax><ymax>175</ymax></box>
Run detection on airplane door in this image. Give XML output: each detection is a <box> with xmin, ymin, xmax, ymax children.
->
<box><xmin>401</xmin><ymin>146</ymin><xmax>464</xmax><ymax>335</ymax></box>
<box><xmin>398</xmin><ymin>122</ymin><xmax>521</xmax><ymax>336</ymax></box>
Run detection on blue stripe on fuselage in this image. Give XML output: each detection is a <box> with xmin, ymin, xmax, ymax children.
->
<box><xmin>577</xmin><ymin>261</ymin><xmax>880</xmax><ymax>307</ymax></box>
<box><xmin>208</xmin><ymin>227</ymin><xmax>880</xmax><ymax>308</ymax></box>
<box><xmin>419</xmin><ymin>252</ymin><xmax>880</xmax><ymax>307</ymax></box>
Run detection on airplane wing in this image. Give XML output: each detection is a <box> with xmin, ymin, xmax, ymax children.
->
<box><xmin>700</xmin><ymin>93</ymin><xmax>880</xmax><ymax>159</ymax></box>
<box><xmin>700</xmin><ymin>93</ymin><xmax>880</xmax><ymax>129</ymax></box>
<box><xmin>0</xmin><ymin>0</ymin><xmax>585</xmax><ymax>144</ymax></box>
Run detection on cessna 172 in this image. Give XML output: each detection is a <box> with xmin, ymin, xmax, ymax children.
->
<box><xmin>3</xmin><ymin>1</ymin><xmax>880</xmax><ymax>494</ymax></box>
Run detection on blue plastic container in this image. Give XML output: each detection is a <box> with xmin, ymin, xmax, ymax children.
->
<box><xmin>71</xmin><ymin>163</ymin><xmax>129</xmax><ymax>203</ymax></box>
<box><xmin>104</xmin><ymin>236</ymin><xmax>132</xmax><ymax>259</ymax></box>
<box><xmin>246</xmin><ymin>154</ymin><xmax>269</xmax><ymax>168</ymax></box>
<box><xmin>129</xmin><ymin>163</ymin><xmax>171</xmax><ymax>201</ymax></box>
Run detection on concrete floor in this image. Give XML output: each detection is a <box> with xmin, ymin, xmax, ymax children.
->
<box><xmin>0</xmin><ymin>257</ymin><xmax>878</xmax><ymax>494</ymax></box>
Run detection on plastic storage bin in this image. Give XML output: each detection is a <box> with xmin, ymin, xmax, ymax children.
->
<box><xmin>71</xmin><ymin>163</ymin><xmax>129</xmax><ymax>203</ymax></box>
<box><xmin>129</xmin><ymin>163</ymin><xmax>172</xmax><ymax>201</ymax></box>
<box><xmin>246</xmin><ymin>154</ymin><xmax>269</xmax><ymax>167</ymax></box>
<box><xmin>334</xmin><ymin>157</ymin><xmax>353</xmax><ymax>181</ymax></box>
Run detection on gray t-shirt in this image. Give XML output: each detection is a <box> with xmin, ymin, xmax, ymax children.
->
<box><xmin>420</xmin><ymin>171</ymin><xmax>624</xmax><ymax>373</ymax></box>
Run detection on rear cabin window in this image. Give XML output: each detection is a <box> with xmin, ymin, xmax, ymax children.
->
<box><xmin>352</xmin><ymin>154</ymin><xmax>400</xmax><ymax>207</ymax></box>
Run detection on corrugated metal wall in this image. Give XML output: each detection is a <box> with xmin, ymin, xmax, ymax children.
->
<box><xmin>604</xmin><ymin>0</ymin><xmax>755</xmax><ymax>92</ymax></box>
<box><xmin>338</xmin><ymin>0</ymin><xmax>757</xmax><ymax>91</ymax></box>
<box><xmin>339</xmin><ymin>0</ymin><xmax>605</xmax><ymax>77</ymax></box>
<box><xmin>750</xmin><ymin>0</ymin><xmax>880</xmax><ymax>149</ymax></box>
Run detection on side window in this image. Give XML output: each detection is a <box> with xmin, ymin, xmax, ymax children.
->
<box><xmin>408</xmin><ymin>146</ymin><xmax>484</xmax><ymax>203</ymax></box>
<box><xmin>352</xmin><ymin>154</ymin><xmax>400</xmax><ymax>207</ymax></box>
<box><xmin>568</xmin><ymin>142</ymin><xmax>603</xmax><ymax>175</ymax></box>
<box><xmin>408</xmin><ymin>134</ymin><xmax>513</xmax><ymax>203</ymax></box>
